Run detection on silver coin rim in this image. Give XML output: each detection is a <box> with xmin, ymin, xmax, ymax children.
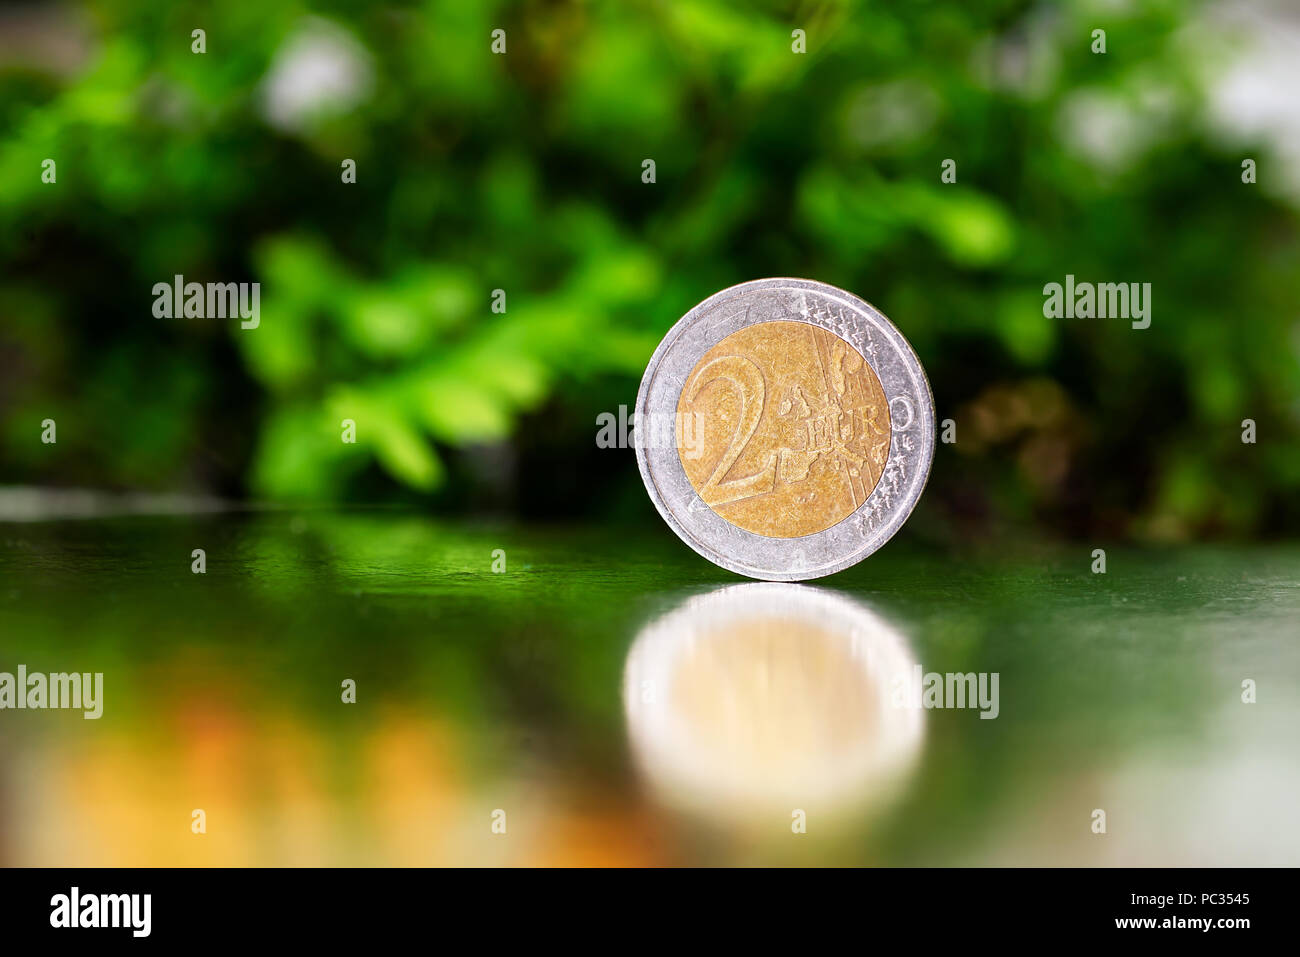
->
<box><xmin>634</xmin><ymin>277</ymin><xmax>935</xmax><ymax>581</ymax></box>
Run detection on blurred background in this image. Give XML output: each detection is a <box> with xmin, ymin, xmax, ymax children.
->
<box><xmin>2</xmin><ymin>0</ymin><xmax>1298</xmax><ymax>540</ymax></box>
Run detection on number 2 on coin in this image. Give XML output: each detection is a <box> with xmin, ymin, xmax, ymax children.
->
<box><xmin>680</xmin><ymin>354</ymin><xmax>777</xmax><ymax>507</ymax></box>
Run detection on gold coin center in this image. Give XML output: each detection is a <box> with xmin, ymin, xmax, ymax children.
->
<box><xmin>675</xmin><ymin>320</ymin><xmax>891</xmax><ymax>538</ymax></box>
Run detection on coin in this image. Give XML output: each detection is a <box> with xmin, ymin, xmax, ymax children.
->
<box><xmin>635</xmin><ymin>278</ymin><xmax>934</xmax><ymax>581</ymax></box>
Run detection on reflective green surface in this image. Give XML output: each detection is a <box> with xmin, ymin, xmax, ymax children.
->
<box><xmin>1</xmin><ymin>513</ymin><xmax>1297</xmax><ymax>865</ymax></box>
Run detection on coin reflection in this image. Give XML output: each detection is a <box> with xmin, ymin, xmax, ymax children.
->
<box><xmin>623</xmin><ymin>584</ymin><xmax>923</xmax><ymax>822</ymax></box>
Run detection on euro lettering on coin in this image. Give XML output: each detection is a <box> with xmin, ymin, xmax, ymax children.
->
<box><xmin>634</xmin><ymin>278</ymin><xmax>934</xmax><ymax>581</ymax></box>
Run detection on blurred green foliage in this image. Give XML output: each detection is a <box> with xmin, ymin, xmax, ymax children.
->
<box><xmin>1</xmin><ymin>0</ymin><xmax>1298</xmax><ymax>540</ymax></box>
